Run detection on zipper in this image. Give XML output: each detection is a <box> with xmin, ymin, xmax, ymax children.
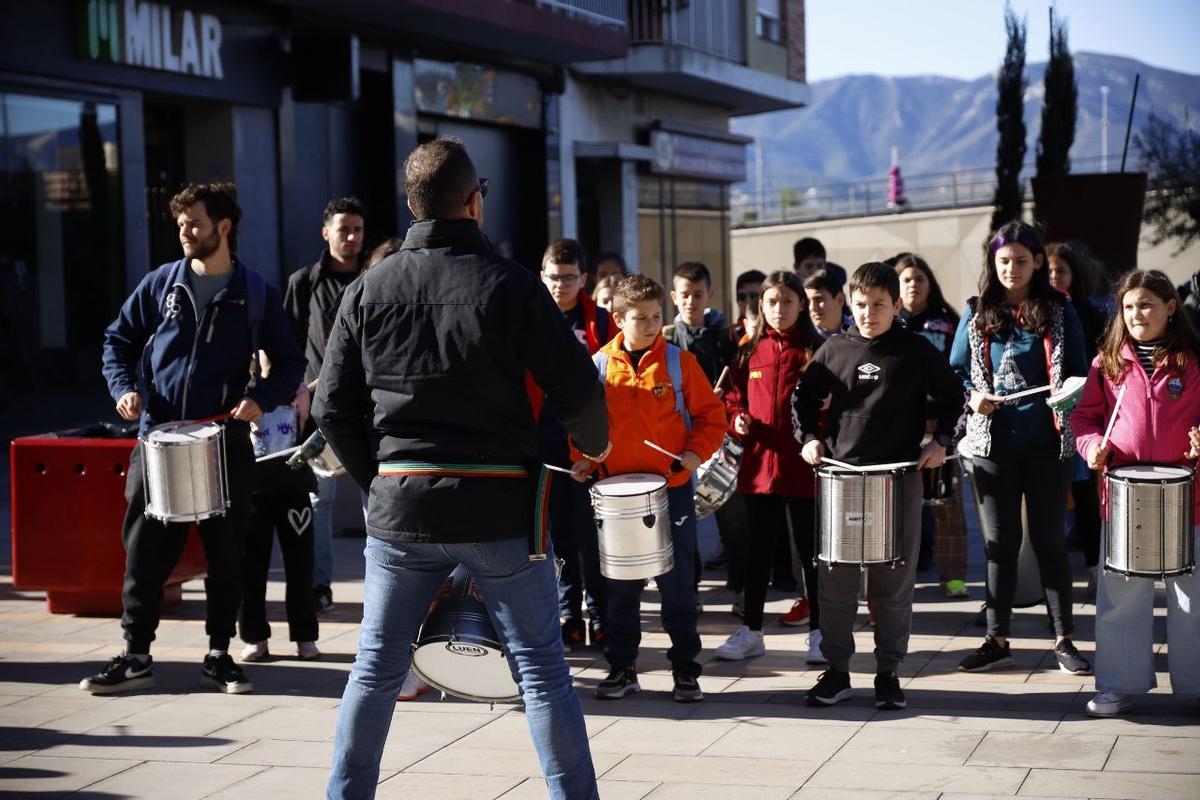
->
<box><xmin>172</xmin><ymin>281</ymin><xmax>203</xmax><ymax>420</ymax></box>
<box><xmin>207</xmin><ymin>304</ymin><xmax>221</xmax><ymax>343</ymax></box>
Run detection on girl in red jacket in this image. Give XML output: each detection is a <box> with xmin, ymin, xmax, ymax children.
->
<box><xmin>716</xmin><ymin>271</ymin><xmax>825</xmax><ymax>663</ymax></box>
<box><xmin>1073</xmin><ymin>269</ymin><xmax>1200</xmax><ymax>717</ymax></box>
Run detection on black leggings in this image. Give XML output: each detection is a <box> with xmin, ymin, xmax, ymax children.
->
<box><xmin>1071</xmin><ymin>470</ymin><xmax>1102</xmax><ymax>568</ymax></box>
<box><xmin>969</xmin><ymin>445</ymin><xmax>1074</xmax><ymax>638</ymax></box>
<box><xmin>741</xmin><ymin>493</ymin><xmax>818</xmax><ymax>631</ymax></box>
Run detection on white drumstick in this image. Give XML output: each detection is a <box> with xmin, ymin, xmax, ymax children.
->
<box><xmin>714</xmin><ymin>366</ymin><xmax>730</xmax><ymax>391</ymax></box>
<box><xmin>643</xmin><ymin>439</ymin><xmax>684</xmax><ymax>461</ymax></box>
<box><xmin>1100</xmin><ymin>383</ymin><xmax>1127</xmax><ymax>450</ymax></box>
<box><xmin>542</xmin><ymin>463</ymin><xmax>576</xmax><ymax>476</ymax></box>
<box><xmin>989</xmin><ymin>384</ymin><xmax>1053</xmax><ymax>403</ymax></box>
<box><xmin>255</xmin><ymin>445</ymin><xmax>301</xmax><ymax>463</ymax></box>
<box><xmin>821</xmin><ymin>456</ymin><xmax>950</xmax><ymax>472</ymax></box>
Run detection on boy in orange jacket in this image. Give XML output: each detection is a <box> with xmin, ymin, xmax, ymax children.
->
<box><xmin>572</xmin><ymin>274</ymin><xmax>726</xmax><ymax>702</ymax></box>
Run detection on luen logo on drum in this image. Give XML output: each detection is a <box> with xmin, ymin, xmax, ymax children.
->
<box><xmin>447</xmin><ymin>642</ymin><xmax>489</xmax><ymax>657</ymax></box>
<box><xmin>856</xmin><ymin>363</ymin><xmax>881</xmax><ymax>382</ymax></box>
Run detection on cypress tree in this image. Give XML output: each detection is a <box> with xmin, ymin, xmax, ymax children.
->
<box><xmin>1036</xmin><ymin>9</ymin><xmax>1077</xmax><ymax>176</ymax></box>
<box><xmin>991</xmin><ymin>5</ymin><xmax>1027</xmax><ymax>232</ymax></box>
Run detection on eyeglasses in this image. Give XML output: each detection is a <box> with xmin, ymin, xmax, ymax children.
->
<box><xmin>736</xmin><ymin>291</ymin><xmax>760</xmax><ymax>302</ymax></box>
<box><xmin>467</xmin><ymin>177</ymin><xmax>489</xmax><ymax>204</ymax></box>
<box><xmin>542</xmin><ymin>273</ymin><xmax>581</xmax><ymax>284</ymax></box>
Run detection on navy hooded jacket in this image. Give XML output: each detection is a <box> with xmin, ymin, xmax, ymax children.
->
<box><xmin>102</xmin><ymin>258</ymin><xmax>305</xmax><ymax>434</ymax></box>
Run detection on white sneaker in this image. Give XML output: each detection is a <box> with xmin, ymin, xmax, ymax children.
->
<box><xmin>806</xmin><ymin>630</ymin><xmax>827</xmax><ymax>665</ymax></box>
<box><xmin>714</xmin><ymin>625</ymin><xmax>765</xmax><ymax>661</ymax></box>
<box><xmin>240</xmin><ymin>641</ymin><xmax>269</xmax><ymax>662</ymax></box>
<box><xmin>398</xmin><ymin>670</ymin><xmax>431</xmax><ymax>701</ymax></box>
<box><xmin>1086</xmin><ymin>691</ymin><xmax>1134</xmax><ymax>717</ymax></box>
<box><xmin>296</xmin><ymin>641</ymin><xmax>321</xmax><ymax>660</ymax></box>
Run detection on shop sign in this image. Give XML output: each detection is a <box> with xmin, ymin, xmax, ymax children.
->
<box><xmin>77</xmin><ymin>0</ymin><xmax>224</xmax><ymax>79</ymax></box>
<box><xmin>649</xmin><ymin>129</ymin><xmax>746</xmax><ymax>183</ymax></box>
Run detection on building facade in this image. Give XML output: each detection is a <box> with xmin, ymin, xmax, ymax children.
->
<box><xmin>0</xmin><ymin>0</ymin><xmax>807</xmax><ymax>432</ymax></box>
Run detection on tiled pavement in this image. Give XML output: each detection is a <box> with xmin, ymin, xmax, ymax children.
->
<box><xmin>2</xmin><ymin>506</ymin><xmax>1198</xmax><ymax>798</ymax></box>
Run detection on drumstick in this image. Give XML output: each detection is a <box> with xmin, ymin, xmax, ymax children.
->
<box><xmin>987</xmin><ymin>384</ymin><xmax>1053</xmax><ymax>403</ymax></box>
<box><xmin>643</xmin><ymin>439</ymin><xmax>684</xmax><ymax>462</ymax></box>
<box><xmin>541</xmin><ymin>463</ymin><xmax>576</xmax><ymax>476</ymax></box>
<box><xmin>256</xmin><ymin>445</ymin><xmax>301</xmax><ymax>463</ymax></box>
<box><xmin>713</xmin><ymin>366</ymin><xmax>730</xmax><ymax>391</ymax></box>
<box><xmin>1100</xmin><ymin>383</ymin><xmax>1127</xmax><ymax>450</ymax></box>
<box><xmin>306</xmin><ymin>378</ymin><xmax>320</xmax><ymax>391</ymax></box>
<box><xmin>822</xmin><ymin>456</ymin><xmax>948</xmax><ymax>472</ymax></box>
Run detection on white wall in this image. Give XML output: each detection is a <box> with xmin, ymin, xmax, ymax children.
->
<box><xmin>730</xmin><ymin>204</ymin><xmax>1200</xmax><ymax>313</ymax></box>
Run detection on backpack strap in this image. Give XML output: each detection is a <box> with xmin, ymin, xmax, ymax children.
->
<box><xmin>665</xmin><ymin>343</ymin><xmax>691</xmax><ymax>433</ymax></box>
<box><xmin>592</xmin><ymin>351</ymin><xmax>609</xmax><ymax>382</ymax></box>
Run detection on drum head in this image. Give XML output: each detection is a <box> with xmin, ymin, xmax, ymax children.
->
<box><xmin>411</xmin><ymin>640</ymin><xmax>520</xmax><ymax>702</ymax></box>
<box><xmin>593</xmin><ymin>473</ymin><xmax>667</xmax><ymax>496</ymax></box>
<box><xmin>1110</xmin><ymin>464</ymin><xmax>1193</xmax><ymax>481</ymax></box>
<box><xmin>147</xmin><ymin>421</ymin><xmax>222</xmax><ymax>444</ymax></box>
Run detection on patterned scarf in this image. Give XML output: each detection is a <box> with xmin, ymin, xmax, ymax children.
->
<box><xmin>961</xmin><ymin>300</ymin><xmax>1074</xmax><ymax>460</ymax></box>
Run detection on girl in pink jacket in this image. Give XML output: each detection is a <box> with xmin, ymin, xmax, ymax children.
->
<box><xmin>1072</xmin><ymin>269</ymin><xmax>1200</xmax><ymax>718</ymax></box>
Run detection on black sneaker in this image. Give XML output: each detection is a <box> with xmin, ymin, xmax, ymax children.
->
<box><xmin>561</xmin><ymin>618</ymin><xmax>585</xmax><ymax>652</ymax></box>
<box><xmin>672</xmin><ymin>668</ymin><xmax>703</xmax><ymax>703</ymax></box>
<box><xmin>958</xmin><ymin>636</ymin><xmax>1014</xmax><ymax>672</ymax></box>
<box><xmin>79</xmin><ymin>653</ymin><xmax>154</xmax><ymax>695</ymax></box>
<box><xmin>874</xmin><ymin>671</ymin><xmax>906</xmax><ymax>710</ymax></box>
<box><xmin>202</xmin><ymin>653</ymin><xmax>254</xmax><ymax>694</ymax></box>
<box><xmin>1054</xmin><ymin>638</ymin><xmax>1093</xmax><ymax>675</ymax></box>
<box><xmin>315</xmin><ymin>585</ymin><xmax>334</xmax><ymax>614</ymax></box>
<box><xmin>595</xmin><ymin>666</ymin><xmax>640</xmax><ymax>699</ymax></box>
<box><xmin>806</xmin><ymin>668</ymin><xmax>852</xmax><ymax>706</ymax></box>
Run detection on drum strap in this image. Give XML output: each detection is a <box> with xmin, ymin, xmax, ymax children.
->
<box><xmin>376</xmin><ymin>461</ymin><xmax>552</xmax><ymax>561</ymax></box>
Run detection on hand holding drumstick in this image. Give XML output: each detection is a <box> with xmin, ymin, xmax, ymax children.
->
<box><xmin>1186</xmin><ymin>427</ymin><xmax>1200</xmax><ymax>460</ymax></box>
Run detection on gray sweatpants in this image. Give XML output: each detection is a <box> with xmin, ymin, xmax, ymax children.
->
<box><xmin>817</xmin><ymin>472</ymin><xmax>923</xmax><ymax>673</ymax></box>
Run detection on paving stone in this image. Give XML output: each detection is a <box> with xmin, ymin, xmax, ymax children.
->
<box><xmin>792</xmin><ymin>790</ymin><xmax>939</xmax><ymax>800</ymax></box>
<box><xmin>833</xmin><ymin>726</ymin><xmax>984</xmax><ymax>766</ymax></box>
<box><xmin>1056</xmin><ymin>713</ymin><xmax>1200</xmax><ymax>738</ymax></box>
<box><xmin>206</xmin><ymin>765</ymin><xmax>332</xmax><ymax>799</ymax></box>
<box><xmin>967</xmin><ymin>731</ymin><xmax>1115</xmax><ymax>770</ymax></box>
<box><xmin>1020</xmin><ymin>767</ymin><xmax>1200</xmax><ymax>799</ymax></box>
<box><xmin>0</xmin><ymin>754</ymin><xmax>139</xmax><ymax>793</ymax></box>
<box><xmin>803</xmin><ymin>761</ymin><xmax>1028</xmax><ymax>794</ymax></box>
<box><xmin>83</xmin><ymin>761</ymin><xmax>264</xmax><ymax>799</ymax></box>
<box><xmin>1104</xmin><ymin>735</ymin><xmax>1200</xmax><ymax>774</ymax></box>
<box><xmin>405</xmin><ymin>746</ymin><xmax>625</xmax><ymax>779</ymax></box>
<box><xmin>500</xmin><ymin>776</ymin><xmax>656</xmax><ymax>799</ymax></box>
<box><xmin>702</xmin><ymin>720</ymin><xmax>857</xmax><ymax>760</ymax></box>
<box><xmin>449</xmin><ymin>711</ymin><xmax>617</xmax><ymax>753</ymax></box>
<box><xmin>644</xmin><ymin>782</ymin><xmax>795</xmax><ymax>798</ymax></box>
<box><xmin>375</xmin><ymin>771</ymin><xmax>523</xmax><ymax>799</ymax></box>
<box><xmin>603</xmin><ymin>753</ymin><xmax>816</xmax><ymax>787</ymax></box>
<box><xmin>588</xmin><ymin>718</ymin><xmax>738</xmax><ymax>756</ymax></box>
<box><xmin>866</xmin><ymin>709</ymin><xmax>1061</xmax><ymax>733</ymax></box>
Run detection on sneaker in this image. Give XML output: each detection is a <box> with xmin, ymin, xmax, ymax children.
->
<box><xmin>780</xmin><ymin>598</ymin><xmax>811</xmax><ymax>627</ymax></box>
<box><xmin>731</xmin><ymin>590</ymin><xmax>745</xmax><ymax>619</ymax></box>
<box><xmin>1054</xmin><ymin>638</ymin><xmax>1092</xmax><ymax>675</ymax></box>
<box><xmin>297</xmin><ymin>641</ymin><xmax>321</xmax><ymax>660</ymax></box>
<box><xmin>79</xmin><ymin>653</ymin><xmax>154</xmax><ymax>695</ymax></box>
<box><xmin>806</xmin><ymin>668</ymin><xmax>852</xmax><ymax>706</ymax></box>
<box><xmin>595</xmin><ymin>666</ymin><xmax>640</xmax><ymax>699</ymax></box>
<box><xmin>561</xmin><ymin>618</ymin><xmax>586</xmax><ymax>652</ymax></box>
<box><xmin>1086</xmin><ymin>691</ymin><xmax>1134</xmax><ymax>717</ymax></box>
<box><xmin>315</xmin><ymin>585</ymin><xmax>334</xmax><ymax>614</ymax></box>
<box><xmin>874</xmin><ymin>671</ymin><xmax>906</xmax><ymax>710</ymax></box>
<box><xmin>942</xmin><ymin>579</ymin><xmax>969</xmax><ymax>598</ymax></box>
<box><xmin>805</xmin><ymin>630</ymin><xmax>827</xmax><ymax>664</ymax></box>
<box><xmin>240</xmin><ymin>641</ymin><xmax>269</xmax><ymax>662</ymax></box>
<box><xmin>672</xmin><ymin>668</ymin><xmax>703</xmax><ymax>703</ymax></box>
<box><xmin>202</xmin><ymin>653</ymin><xmax>254</xmax><ymax>694</ymax></box>
<box><xmin>958</xmin><ymin>636</ymin><xmax>1014</xmax><ymax>672</ymax></box>
<box><xmin>714</xmin><ymin>625</ymin><xmax>765</xmax><ymax>661</ymax></box>
<box><xmin>587</xmin><ymin>620</ymin><xmax>607</xmax><ymax>649</ymax></box>
<box><xmin>397</xmin><ymin>670</ymin><xmax>431</xmax><ymax>701</ymax></box>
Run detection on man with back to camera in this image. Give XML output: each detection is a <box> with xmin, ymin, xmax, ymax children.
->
<box><xmin>283</xmin><ymin>197</ymin><xmax>365</xmax><ymax>615</ymax></box>
<box><xmin>83</xmin><ymin>182</ymin><xmax>305</xmax><ymax>695</ymax></box>
<box><xmin>316</xmin><ymin>138</ymin><xmax>609</xmax><ymax>799</ymax></box>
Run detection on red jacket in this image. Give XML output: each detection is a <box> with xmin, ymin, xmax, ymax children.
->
<box><xmin>725</xmin><ymin>325</ymin><xmax>816</xmax><ymax>497</ymax></box>
<box><xmin>526</xmin><ymin>292</ymin><xmax>611</xmax><ymax>418</ymax></box>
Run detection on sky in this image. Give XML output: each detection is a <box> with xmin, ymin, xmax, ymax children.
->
<box><xmin>805</xmin><ymin>0</ymin><xmax>1200</xmax><ymax>82</ymax></box>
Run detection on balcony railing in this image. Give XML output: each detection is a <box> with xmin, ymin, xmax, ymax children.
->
<box><xmin>629</xmin><ymin>0</ymin><xmax>745</xmax><ymax>63</ymax></box>
<box><xmin>534</xmin><ymin>0</ymin><xmax>629</xmax><ymax>29</ymax></box>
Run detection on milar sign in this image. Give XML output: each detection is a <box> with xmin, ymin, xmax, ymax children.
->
<box><xmin>79</xmin><ymin>0</ymin><xmax>224</xmax><ymax>79</ymax></box>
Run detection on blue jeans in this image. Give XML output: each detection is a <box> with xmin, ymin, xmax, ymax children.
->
<box><xmin>311</xmin><ymin>473</ymin><xmax>337</xmax><ymax>588</ymax></box>
<box><xmin>604</xmin><ymin>483</ymin><xmax>701</xmax><ymax>677</ymax></box>
<box><xmin>327</xmin><ymin>536</ymin><xmax>598</xmax><ymax>800</ymax></box>
<box><xmin>1095</xmin><ymin>524</ymin><xmax>1200</xmax><ymax>696</ymax></box>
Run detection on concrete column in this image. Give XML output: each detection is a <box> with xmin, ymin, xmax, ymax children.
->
<box><xmin>117</xmin><ymin>90</ymin><xmax>148</xmax><ymax>289</ymax></box>
<box><xmin>392</xmin><ymin>57</ymin><xmax>417</xmax><ymax>231</ymax></box>
<box><xmin>620</xmin><ymin>159</ymin><xmax>640</xmax><ymax>274</ymax></box>
<box><xmin>233</xmin><ymin>106</ymin><xmax>282</xmax><ymax>286</ymax></box>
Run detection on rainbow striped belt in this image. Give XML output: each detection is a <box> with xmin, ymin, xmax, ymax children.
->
<box><xmin>377</xmin><ymin>460</ymin><xmax>552</xmax><ymax>560</ymax></box>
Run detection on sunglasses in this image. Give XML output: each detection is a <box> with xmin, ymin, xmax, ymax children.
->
<box><xmin>466</xmin><ymin>177</ymin><xmax>489</xmax><ymax>204</ymax></box>
<box><xmin>736</xmin><ymin>291</ymin><xmax>760</xmax><ymax>302</ymax></box>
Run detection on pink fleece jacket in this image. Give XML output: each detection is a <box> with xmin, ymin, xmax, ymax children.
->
<box><xmin>1073</xmin><ymin>343</ymin><xmax>1200</xmax><ymax>519</ymax></box>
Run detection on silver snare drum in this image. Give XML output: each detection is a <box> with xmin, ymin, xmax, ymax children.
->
<box><xmin>590</xmin><ymin>473</ymin><xmax>674</xmax><ymax>580</ymax></box>
<box><xmin>142</xmin><ymin>421</ymin><xmax>229</xmax><ymax>522</ymax></box>
<box><xmin>695</xmin><ymin>435</ymin><xmax>743</xmax><ymax>519</ymax></box>
<box><xmin>1106</xmin><ymin>463</ymin><xmax>1196</xmax><ymax>578</ymax></box>
<box><xmin>816</xmin><ymin>465</ymin><xmax>908</xmax><ymax>567</ymax></box>
<box><xmin>411</xmin><ymin>566</ymin><xmax>520</xmax><ymax>703</ymax></box>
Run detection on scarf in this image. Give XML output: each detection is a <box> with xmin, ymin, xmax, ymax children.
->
<box><xmin>961</xmin><ymin>300</ymin><xmax>1074</xmax><ymax>460</ymax></box>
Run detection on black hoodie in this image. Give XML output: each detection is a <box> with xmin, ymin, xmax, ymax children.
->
<box><xmin>793</xmin><ymin>324</ymin><xmax>964</xmax><ymax>465</ymax></box>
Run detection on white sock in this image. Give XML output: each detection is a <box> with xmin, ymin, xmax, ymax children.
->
<box><xmin>209</xmin><ymin>649</ymin><xmax>227</xmax><ymax>658</ymax></box>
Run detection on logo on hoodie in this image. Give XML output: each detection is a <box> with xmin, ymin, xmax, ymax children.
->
<box><xmin>856</xmin><ymin>362</ymin><xmax>881</xmax><ymax>382</ymax></box>
<box><xmin>1169</xmin><ymin>375</ymin><xmax>1184</xmax><ymax>399</ymax></box>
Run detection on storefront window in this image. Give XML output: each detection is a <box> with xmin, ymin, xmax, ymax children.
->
<box><xmin>0</xmin><ymin>91</ymin><xmax>124</xmax><ymax>427</ymax></box>
<box><xmin>638</xmin><ymin>175</ymin><xmax>731</xmax><ymax>317</ymax></box>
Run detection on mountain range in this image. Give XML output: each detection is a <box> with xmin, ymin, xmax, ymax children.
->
<box><xmin>731</xmin><ymin>52</ymin><xmax>1200</xmax><ymax>192</ymax></box>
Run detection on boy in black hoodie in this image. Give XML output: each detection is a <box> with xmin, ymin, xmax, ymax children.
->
<box><xmin>793</xmin><ymin>262</ymin><xmax>963</xmax><ymax>710</ymax></box>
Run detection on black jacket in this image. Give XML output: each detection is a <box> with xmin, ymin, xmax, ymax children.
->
<box><xmin>793</xmin><ymin>324</ymin><xmax>964</xmax><ymax>465</ymax></box>
<box><xmin>312</xmin><ymin>219</ymin><xmax>608</xmax><ymax>543</ymax></box>
<box><xmin>284</xmin><ymin>251</ymin><xmax>363</xmax><ymax>385</ymax></box>
<box><xmin>663</xmin><ymin>309</ymin><xmax>737</xmax><ymax>387</ymax></box>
